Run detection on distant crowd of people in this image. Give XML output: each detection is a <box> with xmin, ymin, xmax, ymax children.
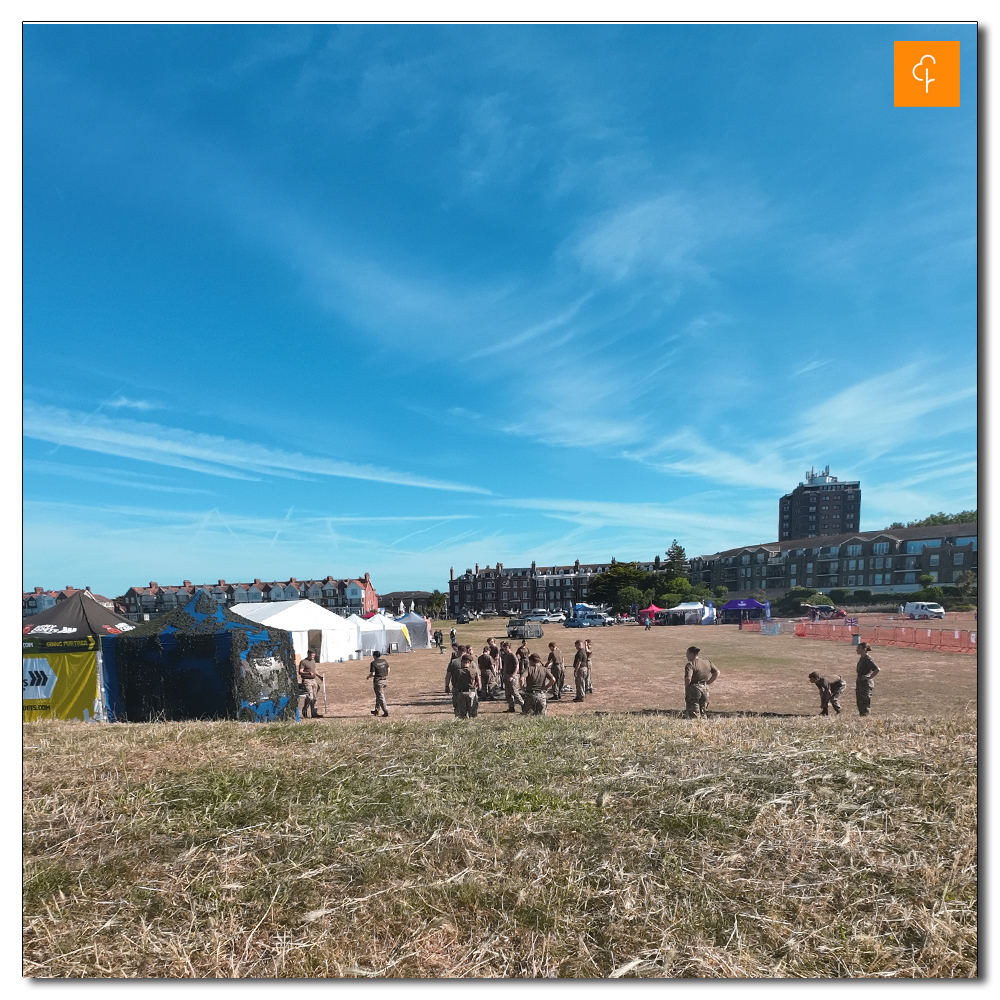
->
<box><xmin>296</xmin><ymin>636</ymin><xmax>882</xmax><ymax>721</ymax></box>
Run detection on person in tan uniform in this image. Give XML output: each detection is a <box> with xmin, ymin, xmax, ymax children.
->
<box><xmin>455</xmin><ymin>653</ymin><xmax>481</xmax><ymax>719</ymax></box>
<box><xmin>500</xmin><ymin>641</ymin><xmax>524</xmax><ymax>713</ymax></box>
<box><xmin>572</xmin><ymin>640</ymin><xmax>589</xmax><ymax>702</ymax></box>
<box><xmin>368</xmin><ymin>650</ymin><xmax>390</xmax><ymax>717</ymax></box>
<box><xmin>298</xmin><ymin>650</ymin><xmax>324</xmax><ymax>718</ymax></box>
<box><xmin>683</xmin><ymin>645</ymin><xmax>719</xmax><ymax>718</ymax></box>
<box><xmin>478</xmin><ymin>646</ymin><xmax>497</xmax><ymax>700</ymax></box>
<box><xmin>808</xmin><ymin>671</ymin><xmax>846</xmax><ymax>716</ymax></box>
<box><xmin>584</xmin><ymin>638</ymin><xmax>594</xmax><ymax>694</ymax></box>
<box><xmin>854</xmin><ymin>643</ymin><xmax>881</xmax><ymax>716</ymax></box>
<box><xmin>545</xmin><ymin>642</ymin><xmax>566</xmax><ymax>699</ymax></box>
<box><xmin>521</xmin><ymin>653</ymin><xmax>556</xmax><ymax>715</ymax></box>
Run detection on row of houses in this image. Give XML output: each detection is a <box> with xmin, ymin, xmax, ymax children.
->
<box><xmin>23</xmin><ymin>586</ymin><xmax>114</xmax><ymax>617</ymax></box>
<box><xmin>688</xmin><ymin>521</ymin><xmax>978</xmax><ymax>595</ymax></box>
<box><xmin>446</xmin><ymin>558</ymin><xmax>665</xmax><ymax>616</ymax></box>
<box><xmin>116</xmin><ymin>574</ymin><xmax>378</xmax><ymax>621</ymax></box>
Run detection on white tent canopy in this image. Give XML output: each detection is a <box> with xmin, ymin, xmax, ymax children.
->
<box><xmin>348</xmin><ymin>613</ymin><xmax>410</xmax><ymax>656</ymax></box>
<box><xmin>664</xmin><ymin>601</ymin><xmax>716</xmax><ymax>624</ymax></box>
<box><xmin>230</xmin><ymin>600</ymin><xmax>362</xmax><ymax>661</ymax></box>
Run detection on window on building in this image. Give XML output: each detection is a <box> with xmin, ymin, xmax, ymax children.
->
<box><xmin>789</xmin><ymin>578</ymin><xmax>797</xmax><ymax>587</ymax></box>
<box><xmin>830</xmin><ymin>561</ymin><xmax>838</xmax><ymax>572</ymax></box>
<box><xmin>903</xmin><ymin>572</ymin><xmax>916</xmax><ymax>584</ymax></box>
<box><xmin>928</xmin><ymin>554</ymin><xmax>939</xmax><ymax>567</ymax></box>
<box><xmin>908</xmin><ymin>539</ymin><xmax>941</xmax><ymax>554</ymax></box>
<box><xmin>874</xmin><ymin>574</ymin><xmax>882</xmax><ymax>585</ymax></box>
<box><xmin>954</xmin><ymin>553</ymin><xmax>965</xmax><ymax>566</ymax></box>
<box><xmin>956</xmin><ymin>537</ymin><xmax>977</xmax><ymax>550</ymax></box>
<box><xmin>872</xmin><ymin>543</ymin><xmax>888</xmax><ymax>555</ymax></box>
<box><xmin>821</xmin><ymin>505</ymin><xmax>829</xmax><ymax>510</ymax></box>
<box><xmin>874</xmin><ymin>558</ymin><xmax>883</xmax><ymax>569</ymax></box>
<box><xmin>806</xmin><ymin>578</ymin><xmax>812</xmax><ymax>587</ymax></box>
<box><xmin>806</xmin><ymin>563</ymin><xmax>813</xmax><ymax>572</ymax></box>
<box><xmin>847</xmin><ymin>576</ymin><xmax>855</xmax><ymax>586</ymax></box>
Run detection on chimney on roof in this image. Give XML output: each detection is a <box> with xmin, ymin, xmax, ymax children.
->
<box><xmin>254</xmin><ymin>578</ymin><xmax>261</xmax><ymax>585</ymax></box>
<box><xmin>574</xmin><ymin>559</ymin><xmax>580</xmax><ymax>569</ymax></box>
<box><xmin>475</xmin><ymin>563</ymin><xmax>479</xmax><ymax>574</ymax></box>
<box><xmin>183</xmin><ymin>580</ymin><xmax>191</xmax><ymax>587</ymax></box>
<box><xmin>218</xmin><ymin>579</ymin><xmax>225</xmax><ymax>586</ymax></box>
<box><xmin>34</xmin><ymin>587</ymin><xmax>43</xmax><ymax>594</ymax></box>
<box><xmin>150</xmin><ymin>582</ymin><xmax>158</xmax><ymax>589</ymax></box>
<box><xmin>365</xmin><ymin>572</ymin><xmax>370</xmax><ymax>584</ymax></box>
<box><xmin>450</xmin><ymin>567</ymin><xmax>454</xmax><ymax>580</ymax></box>
<box><xmin>531</xmin><ymin>560</ymin><xmax>536</xmax><ymax>570</ymax></box>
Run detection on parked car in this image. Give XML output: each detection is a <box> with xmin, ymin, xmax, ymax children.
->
<box><xmin>543</xmin><ymin>612</ymin><xmax>566</xmax><ymax>623</ymax></box>
<box><xmin>577</xmin><ymin>613</ymin><xmax>614</xmax><ymax>627</ymax></box>
<box><xmin>904</xmin><ymin>601</ymin><xmax>946</xmax><ymax>619</ymax></box>
<box><xmin>525</xmin><ymin>612</ymin><xmax>548</xmax><ymax>622</ymax></box>
<box><xmin>480</xmin><ymin>610</ymin><xmax>499</xmax><ymax>617</ymax></box>
<box><xmin>563</xmin><ymin>618</ymin><xmax>591</xmax><ymax>628</ymax></box>
<box><xmin>456</xmin><ymin>612</ymin><xmax>472</xmax><ymax>624</ymax></box>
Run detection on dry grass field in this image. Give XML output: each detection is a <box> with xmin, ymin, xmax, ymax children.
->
<box><xmin>23</xmin><ymin>623</ymin><xmax>977</xmax><ymax>978</ymax></box>
<box><xmin>306</xmin><ymin>620</ymin><xmax>978</xmax><ymax>721</ymax></box>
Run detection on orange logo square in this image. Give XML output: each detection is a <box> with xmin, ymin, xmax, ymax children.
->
<box><xmin>894</xmin><ymin>41</ymin><xmax>960</xmax><ymax>107</ymax></box>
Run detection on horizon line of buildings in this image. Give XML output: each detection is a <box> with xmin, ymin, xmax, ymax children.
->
<box><xmin>445</xmin><ymin>520</ymin><xmax>978</xmax><ymax>615</ymax></box>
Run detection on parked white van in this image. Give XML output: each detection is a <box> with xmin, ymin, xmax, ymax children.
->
<box><xmin>904</xmin><ymin>602</ymin><xmax>946</xmax><ymax>620</ymax></box>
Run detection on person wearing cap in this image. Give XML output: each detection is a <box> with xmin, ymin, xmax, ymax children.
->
<box><xmin>683</xmin><ymin>645</ymin><xmax>720</xmax><ymax>719</ymax></box>
<box><xmin>808</xmin><ymin>670</ymin><xmax>845</xmax><ymax>716</ymax></box>
<box><xmin>368</xmin><ymin>650</ymin><xmax>390</xmax><ymax>717</ymax></box>
<box><xmin>854</xmin><ymin>643</ymin><xmax>880</xmax><ymax>717</ymax></box>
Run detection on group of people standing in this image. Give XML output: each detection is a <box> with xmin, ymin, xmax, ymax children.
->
<box><xmin>299</xmin><ymin>635</ymin><xmax>883</xmax><ymax>722</ymax></box>
<box><xmin>442</xmin><ymin>636</ymin><xmax>595</xmax><ymax>718</ymax></box>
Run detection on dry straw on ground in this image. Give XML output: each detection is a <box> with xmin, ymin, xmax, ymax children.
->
<box><xmin>24</xmin><ymin>711</ymin><xmax>977</xmax><ymax>978</ymax></box>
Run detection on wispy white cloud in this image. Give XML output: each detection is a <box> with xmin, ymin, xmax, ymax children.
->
<box><xmin>794</xmin><ymin>359</ymin><xmax>830</xmax><ymax>376</ymax></box>
<box><xmin>24</xmin><ymin>460</ymin><xmax>214</xmax><ymax>495</ymax></box>
<box><xmin>104</xmin><ymin>396</ymin><xmax>160</xmax><ymax>411</ymax></box>
<box><xmin>23</xmin><ymin>402</ymin><xmax>492</xmax><ymax>494</ymax></box>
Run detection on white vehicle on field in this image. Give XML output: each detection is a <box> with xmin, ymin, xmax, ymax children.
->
<box><xmin>904</xmin><ymin>601</ymin><xmax>945</xmax><ymax>619</ymax></box>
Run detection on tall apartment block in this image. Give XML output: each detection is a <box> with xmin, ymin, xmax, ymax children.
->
<box><xmin>779</xmin><ymin>466</ymin><xmax>860</xmax><ymax>541</ymax></box>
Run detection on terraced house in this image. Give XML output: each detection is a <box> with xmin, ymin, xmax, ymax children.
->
<box><xmin>119</xmin><ymin>573</ymin><xmax>377</xmax><ymax>621</ymax></box>
<box><xmin>447</xmin><ymin>558</ymin><xmax>663</xmax><ymax>616</ymax></box>
<box><xmin>688</xmin><ymin>521</ymin><xmax>977</xmax><ymax>597</ymax></box>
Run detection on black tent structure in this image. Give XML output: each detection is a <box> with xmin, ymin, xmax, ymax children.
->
<box><xmin>22</xmin><ymin>591</ymin><xmax>137</xmax><ymax>722</ymax></box>
<box><xmin>100</xmin><ymin>590</ymin><xmax>299</xmax><ymax>723</ymax></box>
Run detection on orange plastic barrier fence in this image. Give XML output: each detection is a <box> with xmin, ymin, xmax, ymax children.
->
<box><xmin>740</xmin><ymin>620</ymin><xmax>763</xmax><ymax>632</ymax></box>
<box><xmin>793</xmin><ymin>622</ymin><xmax>976</xmax><ymax>653</ymax></box>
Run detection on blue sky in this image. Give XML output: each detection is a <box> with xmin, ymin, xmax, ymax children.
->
<box><xmin>22</xmin><ymin>23</ymin><xmax>978</xmax><ymax>598</ymax></box>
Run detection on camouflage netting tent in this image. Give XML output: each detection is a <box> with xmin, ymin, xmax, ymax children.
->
<box><xmin>100</xmin><ymin>590</ymin><xmax>298</xmax><ymax>722</ymax></box>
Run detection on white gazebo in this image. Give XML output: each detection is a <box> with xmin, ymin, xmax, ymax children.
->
<box><xmin>348</xmin><ymin>613</ymin><xmax>410</xmax><ymax>656</ymax></box>
<box><xmin>230</xmin><ymin>600</ymin><xmax>362</xmax><ymax>662</ymax></box>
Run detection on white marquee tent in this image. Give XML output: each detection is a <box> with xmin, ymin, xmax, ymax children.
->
<box><xmin>664</xmin><ymin>601</ymin><xmax>716</xmax><ymax>625</ymax></box>
<box><xmin>230</xmin><ymin>600</ymin><xmax>362</xmax><ymax>662</ymax></box>
<box><xmin>348</xmin><ymin>613</ymin><xmax>410</xmax><ymax>656</ymax></box>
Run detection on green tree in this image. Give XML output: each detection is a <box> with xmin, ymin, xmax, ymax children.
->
<box><xmin>665</xmin><ymin>539</ymin><xmax>688</xmax><ymax>579</ymax></box>
<box><xmin>615</xmin><ymin>586</ymin><xmax>646</xmax><ymax>613</ymax></box>
<box><xmin>427</xmin><ymin>590</ymin><xmax>448</xmax><ymax>618</ymax></box>
<box><xmin>773</xmin><ymin>586</ymin><xmax>820</xmax><ymax>617</ymax></box>
<box><xmin>589</xmin><ymin>562</ymin><xmax>650</xmax><ymax>608</ymax></box>
<box><xmin>885</xmin><ymin>510</ymin><xmax>977</xmax><ymax>530</ymax></box>
<box><xmin>828</xmin><ymin>588</ymin><xmax>850</xmax><ymax>604</ymax></box>
<box><xmin>955</xmin><ymin>569</ymin><xmax>978</xmax><ymax>600</ymax></box>
<box><xmin>713</xmin><ymin>586</ymin><xmax>728</xmax><ymax>600</ymax></box>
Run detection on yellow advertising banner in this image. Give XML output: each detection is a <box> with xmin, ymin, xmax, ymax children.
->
<box><xmin>23</xmin><ymin>649</ymin><xmax>99</xmax><ymax>722</ymax></box>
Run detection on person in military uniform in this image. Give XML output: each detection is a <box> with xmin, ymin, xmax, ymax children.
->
<box><xmin>488</xmin><ymin>640</ymin><xmax>502</xmax><ymax>697</ymax></box>
<box><xmin>584</xmin><ymin>638</ymin><xmax>595</xmax><ymax>694</ymax></box>
<box><xmin>521</xmin><ymin>653</ymin><xmax>556</xmax><ymax>715</ymax></box>
<box><xmin>455</xmin><ymin>653</ymin><xmax>481</xmax><ymax>719</ymax></box>
<box><xmin>298</xmin><ymin>650</ymin><xmax>324</xmax><ymax>719</ymax></box>
<box><xmin>516</xmin><ymin>640</ymin><xmax>531</xmax><ymax>674</ymax></box>
<box><xmin>478</xmin><ymin>645</ymin><xmax>497</xmax><ymax>700</ymax></box>
<box><xmin>572</xmin><ymin>640</ymin><xmax>589</xmax><ymax>702</ymax></box>
<box><xmin>445</xmin><ymin>647</ymin><xmax>466</xmax><ymax>715</ymax></box>
<box><xmin>545</xmin><ymin>642</ymin><xmax>566</xmax><ymax>699</ymax></box>
<box><xmin>368</xmin><ymin>650</ymin><xmax>390</xmax><ymax>717</ymax></box>
<box><xmin>683</xmin><ymin>645</ymin><xmax>719</xmax><ymax>718</ymax></box>
<box><xmin>500</xmin><ymin>640</ymin><xmax>524</xmax><ymax>713</ymax></box>
<box><xmin>808</xmin><ymin>670</ymin><xmax>846</xmax><ymax>716</ymax></box>
<box><xmin>854</xmin><ymin>643</ymin><xmax>881</xmax><ymax>717</ymax></box>
<box><xmin>433</xmin><ymin>629</ymin><xmax>445</xmax><ymax>653</ymax></box>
